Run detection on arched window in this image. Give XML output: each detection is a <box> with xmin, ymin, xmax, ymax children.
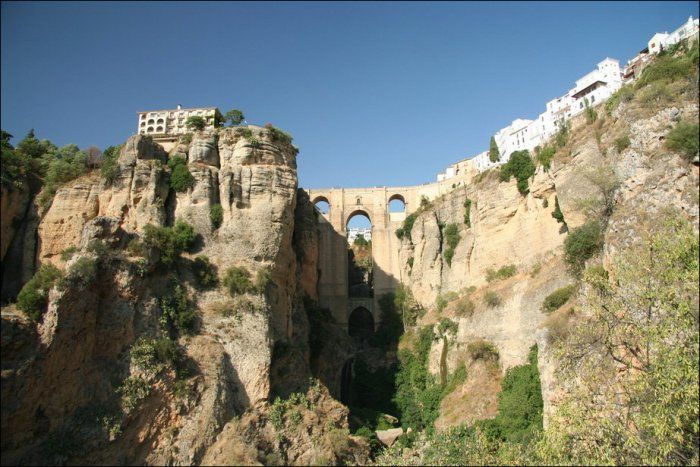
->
<box><xmin>388</xmin><ymin>194</ymin><xmax>406</xmax><ymax>213</ymax></box>
<box><xmin>156</xmin><ymin>126</ymin><xmax>163</xmax><ymax>132</ymax></box>
<box><xmin>148</xmin><ymin>119</ymin><xmax>155</xmax><ymax>124</ymax></box>
<box><xmin>140</xmin><ymin>122</ymin><xmax>145</xmax><ymax>127</ymax></box>
<box><xmin>140</xmin><ymin>130</ymin><xmax>146</xmax><ymax>134</ymax></box>
<box><xmin>147</xmin><ymin>126</ymin><xmax>154</xmax><ymax>132</ymax></box>
<box><xmin>313</xmin><ymin>196</ymin><xmax>330</xmax><ymax>215</ymax></box>
<box><xmin>157</xmin><ymin>118</ymin><xmax>164</xmax><ymax>124</ymax></box>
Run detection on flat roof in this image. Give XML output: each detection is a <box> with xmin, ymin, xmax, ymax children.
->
<box><xmin>136</xmin><ymin>107</ymin><xmax>218</xmax><ymax>114</ymax></box>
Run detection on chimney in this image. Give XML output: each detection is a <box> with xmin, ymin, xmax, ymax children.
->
<box><xmin>177</xmin><ymin>104</ymin><xmax>182</xmax><ymax>110</ymax></box>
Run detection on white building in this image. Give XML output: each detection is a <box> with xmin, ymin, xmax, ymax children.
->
<box><xmin>348</xmin><ymin>228</ymin><xmax>372</xmax><ymax>244</ymax></box>
<box><xmin>648</xmin><ymin>16</ymin><xmax>699</xmax><ymax>55</ymax></box>
<box><xmin>137</xmin><ymin>105</ymin><xmax>223</xmax><ymax>137</ymax></box>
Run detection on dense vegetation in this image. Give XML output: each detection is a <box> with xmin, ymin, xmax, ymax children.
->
<box><xmin>541</xmin><ymin>284</ymin><xmax>576</xmax><ymax>313</ymax></box>
<box><xmin>168</xmin><ymin>155</ymin><xmax>195</xmax><ymax>192</ymax></box>
<box><xmin>665</xmin><ymin>120</ymin><xmax>699</xmax><ymax>162</ymax></box>
<box><xmin>441</xmin><ymin>223</ymin><xmax>460</xmax><ymax>266</ymax></box>
<box><xmin>488</xmin><ymin>136</ymin><xmax>500</xmax><ymax>162</ymax></box>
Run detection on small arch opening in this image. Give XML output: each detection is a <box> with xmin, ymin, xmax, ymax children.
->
<box><xmin>147</xmin><ymin>126</ymin><xmax>154</xmax><ymax>132</ymax></box>
<box><xmin>348</xmin><ymin>307</ymin><xmax>374</xmax><ymax>340</ymax></box>
<box><xmin>156</xmin><ymin>126</ymin><xmax>164</xmax><ymax>132</ymax></box>
<box><xmin>388</xmin><ymin>194</ymin><xmax>406</xmax><ymax>213</ymax></box>
<box><xmin>148</xmin><ymin>119</ymin><xmax>155</xmax><ymax>124</ymax></box>
<box><xmin>347</xmin><ymin>210</ymin><xmax>372</xmax><ymax>298</ymax></box>
<box><xmin>157</xmin><ymin>118</ymin><xmax>164</xmax><ymax>124</ymax></box>
<box><xmin>313</xmin><ymin>196</ymin><xmax>330</xmax><ymax>215</ymax></box>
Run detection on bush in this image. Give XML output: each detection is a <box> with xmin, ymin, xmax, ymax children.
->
<box><xmin>159</xmin><ymin>284</ymin><xmax>196</xmax><ymax>334</ymax></box>
<box><xmin>455</xmin><ymin>297</ymin><xmax>475</xmax><ymax>317</ymax></box>
<box><xmin>60</xmin><ymin>246</ymin><xmax>78</xmax><ymax>262</ymax></box>
<box><xmin>255</xmin><ymin>268</ymin><xmax>272</xmax><ymax>294</ymax></box>
<box><xmin>485</xmin><ymin>264</ymin><xmax>517</xmax><ymax>283</ymax></box>
<box><xmin>463</xmin><ymin>198</ymin><xmax>472</xmax><ymax>227</ymax></box>
<box><xmin>223</xmin><ymin>266</ymin><xmax>253</xmax><ymax>296</ymax></box>
<box><xmin>126</xmin><ymin>238</ymin><xmax>148</xmax><ymax>257</ymax></box>
<box><xmin>665</xmin><ymin>121</ymin><xmax>699</xmax><ymax>162</ymax></box>
<box><xmin>475</xmin><ymin>345</ymin><xmax>542</xmax><ymax>443</ymax></box>
<box><xmin>551</xmin><ymin>196</ymin><xmax>565</xmax><ymax>224</ymax></box>
<box><xmin>210</xmin><ymin>203</ymin><xmax>223</xmax><ymax>229</ymax></box>
<box><xmin>264</xmin><ymin>123</ymin><xmax>293</xmax><ymax>145</ymax></box>
<box><xmin>249</xmin><ymin>137</ymin><xmax>262</xmax><ymax>149</ymax></box>
<box><xmin>130</xmin><ymin>336</ymin><xmax>180</xmax><ymax>375</ymax></box>
<box><xmin>62</xmin><ymin>256</ymin><xmax>97</xmax><ymax>288</ymax></box>
<box><xmin>541</xmin><ymin>284</ymin><xmax>577</xmax><ymax>313</ymax></box>
<box><xmin>436</xmin><ymin>294</ymin><xmax>449</xmax><ymax>313</ymax></box>
<box><xmin>38</xmin><ymin>144</ymin><xmax>88</xmax><ymax>207</ymax></box>
<box><xmin>17</xmin><ymin>264</ymin><xmax>63</xmax><ymax>321</ymax></box>
<box><xmin>100</xmin><ymin>144</ymin><xmax>122</xmax><ymax>186</ymax></box>
<box><xmin>393</xmin><ymin>326</ymin><xmax>442</xmax><ymax>430</ymax></box>
<box><xmin>499</xmin><ymin>150</ymin><xmax>535</xmax><ymax>195</ymax></box>
<box><xmin>584</xmin><ymin>100</ymin><xmax>598</xmax><ymax>124</ymax></box>
<box><xmin>564</xmin><ymin>220</ymin><xmax>602</xmax><ymax>277</ymax></box>
<box><xmin>185</xmin><ymin>116</ymin><xmax>206</xmax><ymax>131</ymax></box>
<box><xmin>192</xmin><ymin>255</ymin><xmax>218</xmax><ymax>289</ymax></box>
<box><xmin>269</xmin><ymin>392</ymin><xmax>312</xmax><ymax>429</ymax></box>
<box><xmin>168</xmin><ymin>156</ymin><xmax>195</xmax><ymax>192</ymax></box>
<box><xmin>143</xmin><ymin>220</ymin><xmax>196</xmax><ymax>265</ymax></box>
<box><xmin>467</xmin><ymin>339</ymin><xmax>499</xmax><ymax>361</ymax></box>
<box><xmin>117</xmin><ymin>376</ymin><xmax>151</xmax><ymax>412</ymax></box>
<box><xmin>614</xmin><ymin>135</ymin><xmax>631</xmax><ymax>152</ymax></box>
<box><xmin>483</xmin><ymin>291</ymin><xmax>501</xmax><ymax>308</ymax></box>
<box><xmin>442</xmin><ymin>223</ymin><xmax>460</xmax><ymax>267</ymax></box>
<box><xmin>605</xmin><ymin>85</ymin><xmax>635</xmax><ymax>115</ymax></box>
<box><xmin>437</xmin><ymin>318</ymin><xmax>458</xmax><ymax>336</ymax></box>
<box><xmin>536</xmin><ymin>146</ymin><xmax>556</xmax><ymax>171</ymax></box>
<box><xmin>225</xmin><ymin>109</ymin><xmax>245</xmax><ymax>126</ymax></box>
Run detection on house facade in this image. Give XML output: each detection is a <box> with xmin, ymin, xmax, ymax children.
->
<box><xmin>136</xmin><ymin>105</ymin><xmax>222</xmax><ymax>137</ymax></box>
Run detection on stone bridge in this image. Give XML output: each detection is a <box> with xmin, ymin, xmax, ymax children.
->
<box><xmin>305</xmin><ymin>179</ymin><xmax>466</xmax><ymax>333</ymax></box>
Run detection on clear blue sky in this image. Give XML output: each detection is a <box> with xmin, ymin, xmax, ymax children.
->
<box><xmin>2</xmin><ymin>1</ymin><xmax>698</xmax><ymax>191</ymax></box>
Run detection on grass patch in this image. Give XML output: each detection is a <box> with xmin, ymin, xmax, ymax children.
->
<box><xmin>665</xmin><ymin>121</ymin><xmax>699</xmax><ymax>162</ymax></box>
<box><xmin>485</xmin><ymin>264</ymin><xmax>517</xmax><ymax>283</ymax></box>
<box><xmin>541</xmin><ymin>284</ymin><xmax>577</xmax><ymax>313</ymax></box>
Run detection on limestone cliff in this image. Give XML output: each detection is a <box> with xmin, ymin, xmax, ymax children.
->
<box><xmin>1</xmin><ymin>127</ymin><xmax>368</xmax><ymax>465</ymax></box>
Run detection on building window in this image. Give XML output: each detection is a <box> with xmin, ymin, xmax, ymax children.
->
<box><xmin>591</xmin><ymin>95</ymin><xmax>595</xmax><ymax>103</ymax></box>
<box><xmin>156</xmin><ymin>126</ymin><xmax>163</xmax><ymax>132</ymax></box>
<box><xmin>157</xmin><ymin>118</ymin><xmax>164</xmax><ymax>124</ymax></box>
<box><xmin>140</xmin><ymin>122</ymin><xmax>145</xmax><ymax>127</ymax></box>
<box><xmin>148</xmin><ymin>119</ymin><xmax>155</xmax><ymax>124</ymax></box>
<box><xmin>147</xmin><ymin>127</ymin><xmax>154</xmax><ymax>132</ymax></box>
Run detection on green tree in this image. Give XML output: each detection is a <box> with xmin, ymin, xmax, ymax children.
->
<box><xmin>563</xmin><ymin>220</ymin><xmax>602</xmax><ymax>277</ymax></box>
<box><xmin>489</xmin><ymin>136</ymin><xmax>500</xmax><ymax>163</ymax></box>
<box><xmin>542</xmin><ymin>212</ymin><xmax>699</xmax><ymax>465</ymax></box>
<box><xmin>223</xmin><ymin>266</ymin><xmax>253</xmax><ymax>296</ymax></box>
<box><xmin>143</xmin><ymin>220</ymin><xmax>197</xmax><ymax>265</ymax></box>
<box><xmin>225</xmin><ymin>109</ymin><xmax>245</xmax><ymax>126</ymax></box>
<box><xmin>500</xmin><ymin>150</ymin><xmax>536</xmax><ymax>195</ymax></box>
<box><xmin>185</xmin><ymin>116</ymin><xmax>206</xmax><ymax>131</ymax></box>
<box><xmin>168</xmin><ymin>156</ymin><xmax>195</xmax><ymax>192</ymax></box>
<box><xmin>17</xmin><ymin>264</ymin><xmax>64</xmax><ymax>321</ymax></box>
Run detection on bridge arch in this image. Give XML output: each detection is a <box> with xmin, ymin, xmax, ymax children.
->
<box><xmin>388</xmin><ymin>193</ymin><xmax>406</xmax><ymax>213</ymax></box>
<box><xmin>348</xmin><ymin>306</ymin><xmax>374</xmax><ymax>340</ymax></box>
<box><xmin>345</xmin><ymin>209</ymin><xmax>371</xmax><ymax>230</ymax></box>
<box><xmin>313</xmin><ymin>195</ymin><xmax>330</xmax><ymax>214</ymax></box>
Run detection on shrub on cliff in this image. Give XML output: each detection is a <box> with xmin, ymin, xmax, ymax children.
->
<box><xmin>38</xmin><ymin>144</ymin><xmax>88</xmax><ymax>207</ymax></box>
<box><xmin>467</xmin><ymin>339</ymin><xmax>499</xmax><ymax>361</ymax></box>
<box><xmin>143</xmin><ymin>220</ymin><xmax>197</xmax><ymax>265</ymax></box>
<box><xmin>499</xmin><ymin>150</ymin><xmax>535</xmax><ymax>195</ymax></box>
<box><xmin>485</xmin><ymin>264</ymin><xmax>518</xmax><ymax>283</ymax></box>
<box><xmin>442</xmin><ymin>223</ymin><xmax>460</xmax><ymax>267</ymax></box>
<box><xmin>475</xmin><ymin>345</ymin><xmax>542</xmax><ymax>443</ymax></box>
<box><xmin>536</xmin><ymin>146</ymin><xmax>556</xmax><ymax>171</ymax></box>
<box><xmin>614</xmin><ymin>135</ymin><xmax>631</xmax><ymax>152</ymax></box>
<box><xmin>100</xmin><ymin>144</ymin><xmax>123</xmax><ymax>186</ymax></box>
<box><xmin>159</xmin><ymin>284</ymin><xmax>196</xmax><ymax>334</ymax></box>
<box><xmin>551</xmin><ymin>196</ymin><xmax>565</xmax><ymax>224</ymax></box>
<box><xmin>265</xmin><ymin>123</ymin><xmax>293</xmax><ymax>145</ymax></box>
<box><xmin>483</xmin><ymin>291</ymin><xmax>502</xmax><ymax>308</ymax></box>
<box><xmin>168</xmin><ymin>155</ymin><xmax>195</xmax><ymax>192</ymax></box>
<box><xmin>463</xmin><ymin>198</ymin><xmax>472</xmax><ymax>227</ymax></box>
<box><xmin>665</xmin><ymin>121</ymin><xmax>699</xmax><ymax>162</ymax></box>
<box><xmin>541</xmin><ymin>284</ymin><xmax>577</xmax><ymax>313</ymax></box>
<box><xmin>61</xmin><ymin>256</ymin><xmax>97</xmax><ymax>289</ymax></box>
<box><xmin>17</xmin><ymin>264</ymin><xmax>63</xmax><ymax>321</ymax></box>
<box><xmin>210</xmin><ymin>203</ymin><xmax>223</xmax><ymax>229</ymax></box>
<box><xmin>192</xmin><ymin>255</ymin><xmax>218</xmax><ymax>289</ymax></box>
<box><xmin>223</xmin><ymin>266</ymin><xmax>253</xmax><ymax>296</ymax></box>
<box><xmin>564</xmin><ymin>220</ymin><xmax>602</xmax><ymax>277</ymax></box>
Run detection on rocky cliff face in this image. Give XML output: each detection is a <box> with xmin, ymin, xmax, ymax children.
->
<box><xmin>1</xmin><ymin>127</ymin><xmax>368</xmax><ymax>465</ymax></box>
<box><xmin>400</xmin><ymin>96</ymin><xmax>698</xmax><ymax>431</ymax></box>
